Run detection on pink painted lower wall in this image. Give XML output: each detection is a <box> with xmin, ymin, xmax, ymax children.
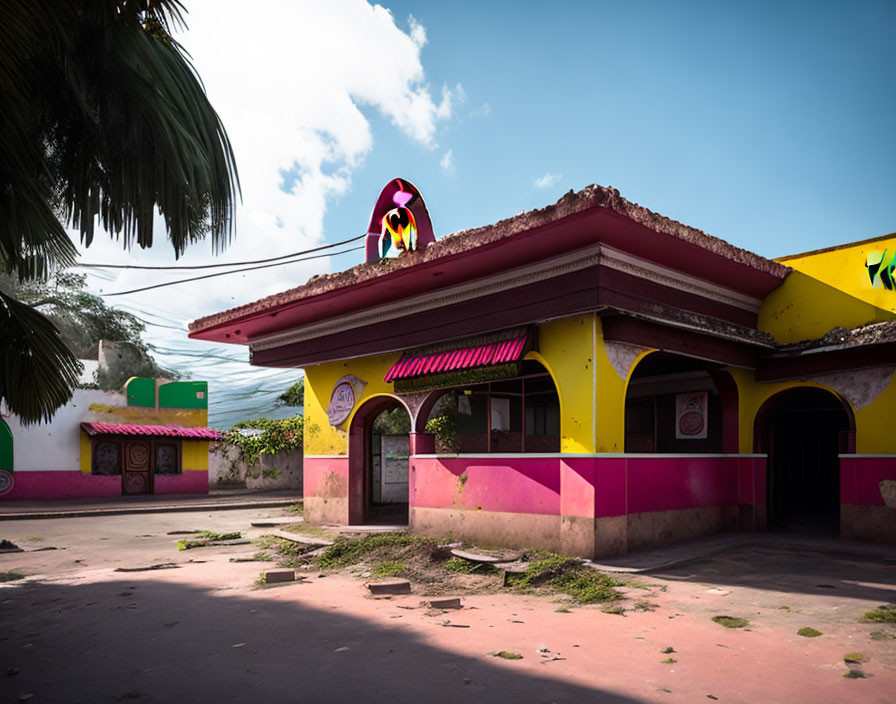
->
<box><xmin>1</xmin><ymin>470</ymin><xmax>210</xmax><ymax>500</ymax></box>
<box><xmin>840</xmin><ymin>456</ymin><xmax>896</xmax><ymax>506</ymax></box>
<box><xmin>154</xmin><ymin>471</ymin><xmax>208</xmax><ymax>495</ymax></box>
<box><xmin>410</xmin><ymin>457</ymin><xmax>561</xmax><ymax>515</ymax></box>
<box><xmin>410</xmin><ymin>455</ymin><xmax>764</xmax><ymax>519</ymax></box>
<box><xmin>2</xmin><ymin>471</ymin><xmax>121</xmax><ymax>500</ymax></box>
<box><xmin>558</xmin><ymin>456</ymin><xmax>765</xmax><ymax>519</ymax></box>
<box><xmin>303</xmin><ymin>456</ymin><xmax>350</xmax><ymax>499</ymax></box>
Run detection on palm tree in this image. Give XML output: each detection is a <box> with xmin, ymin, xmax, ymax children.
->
<box><xmin>0</xmin><ymin>1</ymin><xmax>238</xmax><ymax>423</ymax></box>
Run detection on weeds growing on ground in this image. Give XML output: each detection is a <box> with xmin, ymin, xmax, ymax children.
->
<box><xmin>661</xmin><ymin>658</ymin><xmax>677</xmax><ymax>664</ymax></box>
<box><xmin>860</xmin><ymin>605</ymin><xmax>896</xmax><ymax>623</ymax></box>
<box><xmin>712</xmin><ymin>615</ymin><xmax>748</xmax><ymax>628</ymax></box>
<box><xmin>506</xmin><ymin>554</ymin><xmax>622</xmax><ymax>604</ymax></box>
<box><xmin>371</xmin><ymin>561</ymin><xmax>405</xmax><ymax>578</ymax></box>
<box><xmin>0</xmin><ymin>571</ymin><xmax>25</xmax><ymax>582</ymax></box>
<box><xmin>316</xmin><ymin>533</ymin><xmax>431</xmax><ymax>569</ymax></box>
<box><xmin>492</xmin><ymin>651</ymin><xmax>523</xmax><ymax>660</ymax></box>
<box><xmin>844</xmin><ymin>653</ymin><xmax>864</xmax><ymax>664</ymax></box>
<box><xmin>797</xmin><ymin>627</ymin><xmax>822</xmax><ymax>638</ymax></box>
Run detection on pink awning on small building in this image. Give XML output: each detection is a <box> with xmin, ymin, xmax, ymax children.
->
<box><xmin>80</xmin><ymin>422</ymin><xmax>223</xmax><ymax>440</ymax></box>
<box><xmin>384</xmin><ymin>333</ymin><xmax>528</xmax><ymax>382</ymax></box>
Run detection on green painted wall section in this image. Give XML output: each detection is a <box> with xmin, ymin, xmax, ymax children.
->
<box><xmin>0</xmin><ymin>417</ymin><xmax>12</xmax><ymax>472</ymax></box>
<box><xmin>125</xmin><ymin>377</ymin><xmax>155</xmax><ymax>407</ymax></box>
<box><xmin>159</xmin><ymin>381</ymin><xmax>208</xmax><ymax>410</ymax></box>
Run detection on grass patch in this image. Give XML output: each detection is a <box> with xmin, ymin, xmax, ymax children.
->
<box><xmin>317</xmin><ymin>533</ymin><xmax>429</xmax><ymax>569</ymax></box>
<box><xmin>860</xmin><ymin>605</ymin><xmax>896</xmax><ymax>623</ymax></box>
<box><xmin>712</xmin><ymin>615</ymin><xmax>748</xmax><ymax>629</ymax></box>
<box><xmin>506</xmin><ymin>555</ymin><xmax>622</xmax><ymax>604</ymax></box>
<box><xmin>286</xmin><ymin>502</ymin><xmax>304</xmax><ymax>514</ymax></box>
<box><xmin>660</xmin><ymin>658</ymin><xmax>677</xmax><ymax>664</ymax></box>
<box><xmin>195</xmin><ymin>530</ymin><xmax>242</xmax><ymax>541</ymax></box>
<box><xmin>777</xmin><ymin>605</ymin><xmax>790</xmax><ymax>611</ymax></box>
<box><xmin>442</xmin><ymin>557</ymin><xmax>475</xmax><ymax>573</ymax></box>
<box><xmin>661</xmin><ymin>646</ymin><xmax>675</xmax><ymax>654</ymax></box>
<box><xmin>253</xmin><ymin>574</ymin><xmax>267</xmax><ymax>588</ymax></box>
<box><xmin>844</xmin><ymin>653</ymin><xmax>865</xmax><ymax>664</ymax></box>
<box><xmin>634</xmin><ymin>600</ymin><xmax>658</xmax><ymax>612</ymax></box>
<box><xmin>869</xmin><ymin>630</ymin><xmax>895</xmax><ymax>641</ymax></box>
<box><xmin>554</xmin><ymin>606</ymin><xmax>572</xmax><ymax>613</ymax></box>
<box><xmin>21</xmin><ymin>536</ymin><xmax>44</xmax><ymax>542</ymax></box>
<box><xmin>178</xmin><ymin>530</ymin><xmax>243</xmax><ymax>549</ymax></box>
<box><xmin>0</xmin><ymin>571</ymin><xmax>25</xmax><ymax>582</ymax></box>
<box><xmin>601</xmin><ymin>605</ymin><xmax>626</xmax><ymax>615</ymax></box>
<box><xmin>371</xmin><ymin>561</ymin><xmax>405</xmax><ymax>578</ymax></box>
<box><xmin>797</xmin><ymin>627</ymin><xmax>822</xmax><ymax>638</ymax></box>
<box><xmin>492</xmin><ymin>651</ymin><xmax>523</xmax><ymax>660</ymax></box>
<box><xmin>843</xmin><ymin>669</ymin><xmax>866</xmax><ymax>679</ymax></box>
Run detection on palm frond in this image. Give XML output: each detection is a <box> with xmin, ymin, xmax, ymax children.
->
<box><xmin>0</xmin><ymin>291</ymin><xmax>82</xmax><ymax>425</ymax></box>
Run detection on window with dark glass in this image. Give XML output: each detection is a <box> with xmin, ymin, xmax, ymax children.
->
<box><xmin>155</xmin><ymin>443</ymin><xmax>180</xmax><ymax>474</ymax></box>
<box><xmin>93</xmin><ymin>440</ymin><xmax>121</xmax><ymax>475</ymax></box>
<box><xmin>425</xmin><ymin>360</ymin><xmax>560</xmax><ymax>454</ymax></box>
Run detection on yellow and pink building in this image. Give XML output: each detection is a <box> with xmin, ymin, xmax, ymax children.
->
<box><xmin>0</xmin><ymin>377</ymin><xmax>217</xmax><ymax>500</ymax></box>
<box><xmin>189</xmin><ymin>180</ymin><xmax>895</xmax><ymax>556</ymax></box>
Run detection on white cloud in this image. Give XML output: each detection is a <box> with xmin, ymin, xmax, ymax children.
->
<box><xmin>470</xmin><ymin>102</ymin><xmax>491</xmax><ymax>117</ymax></box>
<box><xmin>440</xmin><ymin>149</ymin><xmax>455</xmax><ymax>174</ymax></box>
<box><xmin>71</xmin><ymin>1</ymin><xmax>459</xmax><ymax>426</ymax></box>
<box><xmin>408</xmin><ymin>14</ymin><xmax>427</xmax><ymax>48</ymax></box>
<box><xmin>534</xmin><ymin>172</ymin><xmax>562</xmax><ymax>189</ymax></box>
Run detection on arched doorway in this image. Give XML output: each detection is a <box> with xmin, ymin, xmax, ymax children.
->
<box><xmin>349</xmin><ymin>396</ymin><xmax>411</xmax><ymax>525</ymax></box>
<box><xmin>755</xmin><ymin>388</ymin><xmax>854</xmax><ymax>534</ymax></box>
<box><xmin>624</xmin><ymin>352</ymin><xmax>734</xmax><ymax>453</ymax></box>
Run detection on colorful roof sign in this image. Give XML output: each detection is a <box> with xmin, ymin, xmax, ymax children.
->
<box><xmin>80</xmin><ymin>422</ymin><xmax>222</xmax><ymax>440</ymax></box>
<box><xmin>385</xmin><ymin>332</ymin><xmax>529</xmax><ymax>382</ymax></box>
<box><xmin>365</xmin><ymin>178</ymin><xmax>435</xmax><ymax>263</ymax></box>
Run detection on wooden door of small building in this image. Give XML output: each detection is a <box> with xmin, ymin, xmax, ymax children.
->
<box><xmin>123</xmin><ymin>439</ymin><xmax>153</xmax><ymax>495</ymax></box>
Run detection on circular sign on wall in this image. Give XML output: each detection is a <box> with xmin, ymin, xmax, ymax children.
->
<box><xmin>0</xmin><ymin>470</ymin><xmax>14</xmax><ymax>497</ymax></box>
<box><xmin>327</xmin><ymin>382</ymin><xmax>356</xmax><ymax>426</ymax></box>
<box><xmin>326</xmin><ymin>374</ymin><xmax>368</xmax><ymax>427</ymax></box>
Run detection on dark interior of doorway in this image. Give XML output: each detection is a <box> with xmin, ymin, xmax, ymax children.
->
<box><xmin>759</xmin><ymin>388</ymin><xmax>851</xmax><ymax>535</ymax></box>
<box><xmin>367</xmin><ymin>405</ymin><xmax>410</xmax><ymax>525</ymax></box>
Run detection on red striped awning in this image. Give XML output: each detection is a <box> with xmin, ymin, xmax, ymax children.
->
<box><xmin>80</xmin><ymin>422</ymin><xmax>223</xmax><ymax>440</ymax></box>
<box><xmin>385</xmin><ymin>332</ymin><xmax>529</xmax><ymax>382</ymax></box>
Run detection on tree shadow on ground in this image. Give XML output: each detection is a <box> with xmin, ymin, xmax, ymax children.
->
<box><xmin>0</xmin><ymin>576</ymin><xmax>648</xmax><ymax>704</ymax></box>
<box><xmin>650</xmin><ymin>545</ymin><xmax>896</xmax><ymax>604</ymax></box>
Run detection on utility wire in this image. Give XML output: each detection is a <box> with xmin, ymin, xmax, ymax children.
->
<box><xmin>78</xmin><ymin>234</ymin><xmax>365</xmax><ymax>270</ymax></box>
<box><xmin>103</xmin><ymin>245</ymin><xmax>362</xmax><ymax>297</ymax></box>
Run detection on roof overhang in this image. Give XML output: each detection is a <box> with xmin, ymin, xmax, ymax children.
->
<box><xmin>189</xmin><ymin>186</ymin><xmax>789</xmax><ymax>349</ymax></box>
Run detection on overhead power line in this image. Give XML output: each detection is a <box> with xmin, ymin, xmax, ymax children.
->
<box><xmin>78</xmin><ymin>234</ymin><xmax>365</xmax><ymax>270</ymax></box>
<box><xmin>103</xmin><ymin>246</ymin><xmax>362</xmax><ymax>296</ymax></box>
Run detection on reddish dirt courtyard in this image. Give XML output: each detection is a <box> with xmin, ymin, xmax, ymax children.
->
<box><xmin>1</xmin><ymin>508</ymin><xmax>893</xmax><ymax>703</ymax></box>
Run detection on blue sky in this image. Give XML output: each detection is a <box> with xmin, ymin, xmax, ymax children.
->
<box><xmin>328</xmin><ymin>0</ymin><xmax>894</xmax><ymax>265</ymax></box>
<box><xmin>77</xmin><ymin>1</ymin><xmax>895</xmax><ymax>426</ymax></box>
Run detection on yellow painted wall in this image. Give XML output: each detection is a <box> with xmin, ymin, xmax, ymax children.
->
<box><xmin>778</xmin><ymin>235</ymin><xmax>896</xmax><ymax>314</ymax></box>
<box><xmin>303</xmin><ymin>314</ymin><xmax>656</xmax><ymax>456</ymax></box>
<box><xmin>182</xmin><ymin>441</ymin><xmax>209</xmax><ymax>471</ymax></box>
<box><xmin>726</xmin><ymin>368</ymin><xmax>896</xmax><ymax>454</ymax></box>
<box><xmin>853</xmin><ymin>372</ymin><xmax>896</xmax><ymax>454</ymax></box>
<box><xmin>80</xmin><ymin>433</ymin><xmax>91</xmax><ymax>474</ymax></box>
<box><xmin>303</xmin><ymin>352</ymin><xmax>402</xmax><ymax>455</ymax></box>
<box><xmin>85</xmin><ymin>404</ymin><xmax>208</xmax><ymax>427</ymax></box>
<box><xmin>758</xmin><ymin>270</ymin><xmax>895</xmax><ymax>344</ymax></box>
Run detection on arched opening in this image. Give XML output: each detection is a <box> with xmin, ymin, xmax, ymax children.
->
<box><xmin>754</xmin><ymin>387</ymin><xmax>854</xmax><ymax>534</ymax></box>
<box><xmin>420</xmin><ymin>360</ymin><xmax>560</xmax><ymax>454</ymax></box>
<box><xmin>624</xmin><ymin>352</ymin><xmax>733</xmax><ymax>453</ymax></box>
<box><xmin>349</xmin><ymin>396</ymin><xmax>412</xmax><ymax>525</ymax></box>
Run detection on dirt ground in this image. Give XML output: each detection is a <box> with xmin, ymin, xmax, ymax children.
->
<box><xmin>1</xmin><ymin>507</ymin><xmax>894</xmax><ymax>703</ymax></box>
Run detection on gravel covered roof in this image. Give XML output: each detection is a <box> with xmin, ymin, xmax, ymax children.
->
<box><xmin>190</xmin><ymin>184</ymin><xmax>790</xmax><ymax>333</ymax></box>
